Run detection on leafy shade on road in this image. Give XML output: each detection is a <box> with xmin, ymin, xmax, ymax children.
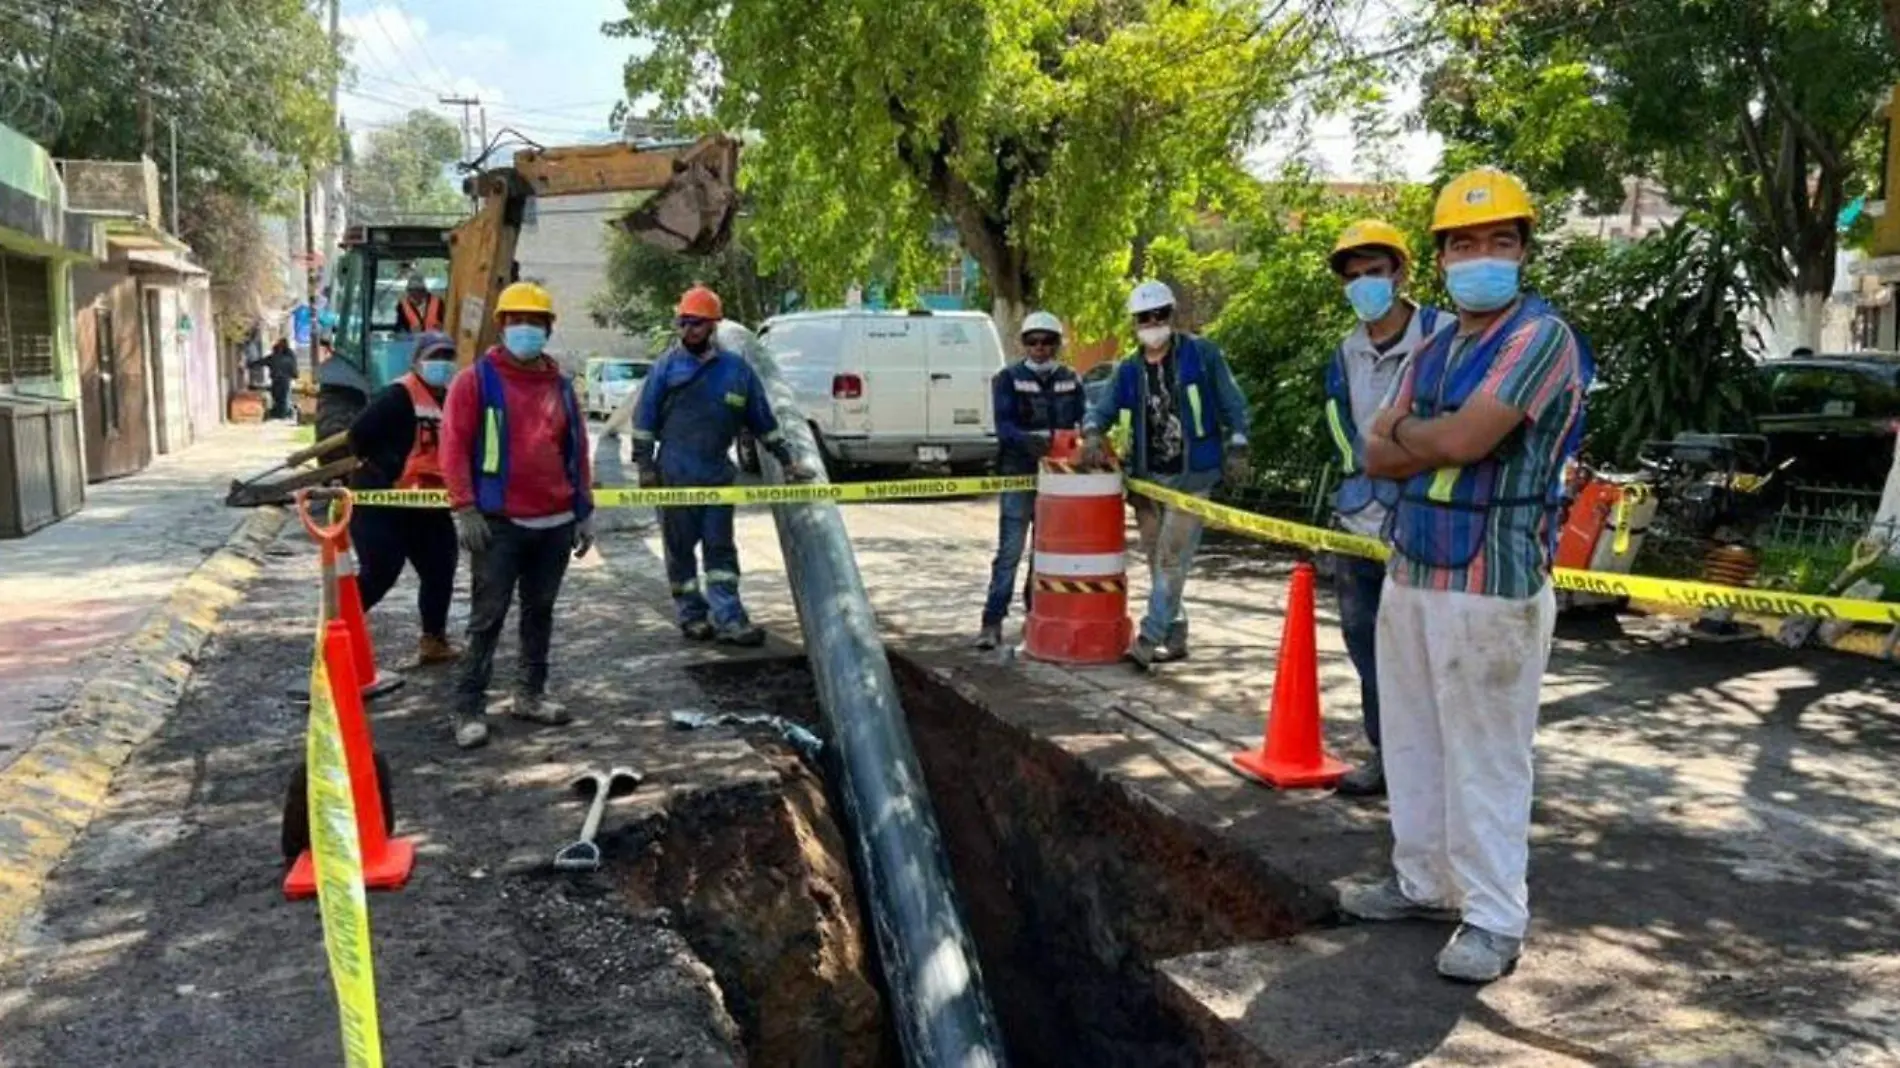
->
<box><xmin>607</xmin><ymin>0</ymin><xmax>1344</xmax><ymax>338</ymax></box>
<box><xmin>348</xmin><ymin>110</ymin><xmax>468</xmax><ymax>227</ymax></box>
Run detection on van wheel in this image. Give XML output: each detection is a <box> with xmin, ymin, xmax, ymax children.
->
<box><xmin>950</xmin><ymin>460</ymin><xmax>992</xmax><ymax>477</ymax></box>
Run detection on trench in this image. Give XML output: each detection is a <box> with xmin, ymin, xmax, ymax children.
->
<box><xmin>608</xmin><ymin>654</ymin><xmax>1307</xmax><ymax>1067</ymax></box>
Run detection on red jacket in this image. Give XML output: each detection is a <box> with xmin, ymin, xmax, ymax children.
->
<box><xmin>441</xmin><ymin>349</ymin><xmax>594</xmax><ymax>519</ymax></box>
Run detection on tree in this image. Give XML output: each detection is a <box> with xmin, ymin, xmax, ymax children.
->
<box><xmin>607</xmin><ymin>0</ymin><xmax>1350</xmax><ymax>340</ymax></box>
<box><xmin>347</xmin><ymin>110</ymin><xmax>466</xmax><ymax>225</ymax></box>
<box><xmin>1421</xmin><ymin>0</ymin><xmax>1896</xmax><ymax>349</ymax></box>
<box><xmin>589</xmin><ymin>216</ymin><xmax>799</xmax><ymax>336</ymax></box>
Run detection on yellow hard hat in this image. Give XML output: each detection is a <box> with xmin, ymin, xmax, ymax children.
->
<box><xmin>1330</xmin><ymin>218</ymin><xmax>1411</xmax><ymax>274</ymax></box>
<box><xmin>1431</xmin><ymin>167</ymin><xmax>1536</xmax><ymax>233</ymax></box>
<box><xmin>494</xmin><ymin>281</ymin><xmax>556</xmax><ymax>320</ymax></box>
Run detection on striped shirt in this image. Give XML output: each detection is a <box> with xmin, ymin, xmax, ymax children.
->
<box><xmin>1388</xmin><ymin>305</ymin><xmax>1584</xmax><ymax>599</ymax></box>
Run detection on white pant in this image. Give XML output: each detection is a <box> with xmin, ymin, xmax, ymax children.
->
<box><xmin>1375</xmin><ymin>579</ymin><xmax>1555</xmax><ymax>938</ymax></box>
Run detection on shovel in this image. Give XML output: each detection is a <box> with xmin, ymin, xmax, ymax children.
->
<box><xmin>553</xmin><ymin>766</ymin><xmax>643</xmax><ymax>872</ymax></box>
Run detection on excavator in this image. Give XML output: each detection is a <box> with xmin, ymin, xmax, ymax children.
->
<box><xmin>226</xmin><ymin>134</ymin><xmax>740</xmax><ymax>506</ymax></box>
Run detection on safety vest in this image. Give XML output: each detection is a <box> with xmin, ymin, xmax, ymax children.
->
<box><xmin>996</xmin><ymin>361</ymin><xmax>1085</xmax><ymax>474</ymax></box>
<box><xmin>471</xmin><ymin>356</ymin><xmax>594</xmax><ymax>521</ymax></box>
<box><xmin>1325</xmin><ymin>306</ymin><xmax>1445</xmax><ymax>518</ymax></box>
<box><xmin>395</xmin><ymin>372</ymin><xmax>446</xmax><ymax>489</ymax></box>
<box><xmin>398</xmin><ymin>294</ymin><xmax>444</xmax><ymax>333</ymax></box>
<box><xmin>1388</xmin><ymin>295</ymin><xmax>1592</xmax><ymax>570</ymax></box>
<box><xmin>1105</xmin><ymin>335</ymin><xmax>1232</xmax><ymax>476</ymax></box>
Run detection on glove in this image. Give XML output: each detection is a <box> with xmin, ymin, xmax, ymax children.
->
<box><xmin>1078</xmin><ymin>431</ymin><xmax>1109</xmax><ymax>471</ymax></box>
<box><xmin>1222</xmin><ymin>441</ymin><xmax>1252</xmax><ymax>486</ymax></box>
<box><xmin>453</xmin><ymin>508</ymin><xmax>491</xmax><ymax>555</ymax></box>
<box><xmin>1026</xmin><ymin>432</ymin><xmax>1053</xmax><ymax>459</ymax></box>
<box><xmin>637</xmin><ymin>462</ymin><xmax>662</xmax><ymax>488</ymax></box>
<box><xmin>571</xmin><ymin>514</ymin><xmax>596</xmax><ymax>558</ymax></box>
<box><xmin>783</xmin><ymin>458</ymin><xmax>820</xmax><ymax>483</ymax></box>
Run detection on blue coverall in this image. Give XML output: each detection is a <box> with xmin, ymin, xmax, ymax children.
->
<box><xmin>632</xmin><ymin>344</ymin><xmax>789</xmax><ymax>628</ymax></box>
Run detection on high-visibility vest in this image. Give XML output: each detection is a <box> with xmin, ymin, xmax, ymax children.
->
<box><xmin>1325</xmin><ymin>306</ymin><xmax>1445</xmax><ymax>518</ymax></box>
<box><xmin>398</xmin><ymin>294</ymin><xmax>444</xmax><ymax>333</ymax></box>
<box><xmin>395</xmin><ymin>372</ymin><xmax>445</xmax><ymax>489</ymax></box>
<box><xmin>472</xmin><ymin>353</ymin><xmax>593</xmax><ymax>520</ymax></box>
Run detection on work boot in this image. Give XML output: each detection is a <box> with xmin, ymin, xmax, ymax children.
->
<box><xmin>974</xmin><ymin>623</ymin><xmax>1002</xmax><ymax>651</ymax></box>
<box><xmin>1436</xmin><ymin>924</ymin><xmax>1522</xmax><ymax>984</ymax></box>
<box><xmin>681</xmin><ymin>619</ymin><xmax>716</xmax><ymax>642</ymax></box>
<box><xmin>1336</xmin><ymin>874</ymin><xmax>1458</xmax><ymax>923</ymax></box>
<box><xmin>716</xmin><ymin>621</ymin><xmax>767</xmax><ymax>647</ymax></box>
<box><xmin>1128</xmin><ymin>635</ymin><xmax>1161</xmax><ymax>672</ymax></box>
<box><xmin>1152</xmin><ymin>621</ymin><xmax>1189</xmax><ymax>663</ymax></box>
<box><xmin>509</xmin><ymin>690</ymin><xmax>572</xmax><ymax>726</ymax></box>
<box><xmin>452</xmin><ymin>709</ymin><xmax>490</xmax><ymax>750</ymax></box>
<box><xmin>1335</xmin><ymin>751</ymin><xmax>1387</xmax><ymax>797</ymax></box>
<box><xmin>417</xmin><ymin>633</ymin><xmax>458</xmax><ymax>665</ymax></box>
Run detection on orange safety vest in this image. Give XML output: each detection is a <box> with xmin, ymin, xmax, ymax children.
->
<box><xmin>397</xmin><ymin>294</ymin><xmax>444</xmax><ymax>333</ymax></box>
<box><xmin>396</xmin><ymin>372</ymin><xmax>446</xmax><ymax>489</ymax></box>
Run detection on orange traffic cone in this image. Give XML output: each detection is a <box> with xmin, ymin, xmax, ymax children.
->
<box><xmin>285</xmin><ymin>618</ymin><xmax>417</xmax><ymax>899</ymax></box>
<box><xmin>334</xmin><ymin>522</ymin><xmax>404</xmax><ymax>699</ymax></box>
<box><xmin>1232</xmin><ymin>561</ymin><xmax>1350</xmax><ymax>789</ymax></box>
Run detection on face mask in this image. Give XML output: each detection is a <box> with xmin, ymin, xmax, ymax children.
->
<box><xmin>1136</xmin><ymin>325</ymin><xmax>1171</xmax><ymax>350</ymax></box>
<box><xmin>1445</xmin><ymin>258</ymin><xmax>1522</xmax><ymax>313</ymax></box>
<box><xmin>1345</xmin><ymin>276</ymin><xmax>1396</xmax><ymax>322</ymax></box>
<box><xmin>502</xmin><ymin>324</ymin><xmax>549</xmax><ymax>359</ymax></box>
<box><xmin>417</xmin><ymin>359</ymin><xmax>456</xmax><ymax>388</ymax></box>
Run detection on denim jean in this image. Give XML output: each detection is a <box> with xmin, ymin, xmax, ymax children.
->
<box><xmin>1335</xmin><ymin>553</ymin><xmax>1386</xmax><ymax>749</ymax></box>
<box><xmin>454</xmin><ymin>519</ymin><xmax>573</xmax><ymax>714</ymax></box>
<box><xmin>982</xmin><ymin>490</ymin><xmax>1036</xmax><ymax>626</ymax></box>
<box><xmin>1128</xmin><ymin>467</ymin><xmax>1221</xmax><ymax>645</ymax></box>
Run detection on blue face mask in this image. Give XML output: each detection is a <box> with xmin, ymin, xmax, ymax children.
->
<box><xmin>417</xmin><ymin>359</ymin><xmax>456</xmax><ymax>388</ymax></box>
<box><xmin>1445</xmin><ymin>257</ymin><xmax>1522</xmax><ymax>313</ymax></box>
<box><xmin>1344</xmin><ymin>276</ymin><xmax>1396</xmax><ymax>322</ymax></box>
<box><xmin>502</xmin><ymin>323</ymin><xmax>549</xmax><ymax>359</ymax></box>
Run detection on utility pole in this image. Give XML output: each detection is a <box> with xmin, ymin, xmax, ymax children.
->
<box><xmin>439</xmin><ymin>94</ymin><xmax>481</xmax><ymax>161</ymax></box>
<box><xmin>166</xmin><ymin>115</ymin><xmax>179</xmax><ymax>235</ymax></box>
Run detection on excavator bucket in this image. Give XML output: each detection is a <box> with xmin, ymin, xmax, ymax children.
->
<box><xmin>224</xmin><ymin>431</ymin><xmax>358</xmax><ymax>507</ymax></box>
<box><xmin>615</xmin><ymin>136</ymin><xmax>741</xmax><ymax>256</ymax></box>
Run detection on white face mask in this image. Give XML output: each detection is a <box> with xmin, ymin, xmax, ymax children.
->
<box><xmin>1137</xmin><ymin>325</ymin><xmax>1171</xmax><ymax>350</ymax></box>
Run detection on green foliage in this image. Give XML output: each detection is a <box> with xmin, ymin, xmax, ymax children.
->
<box><xmin>1536</xmin><ymin>207</ymin><xmax>1772</xmax><ymax>467</ymax></box>
<box><xmin>608</xmin><ymin>0</ymin><xmax>1342</xmax><ymax>338</ymax></box>
<box><xmin>590</xmin><ymin>217</ymin><xmax>799</xmax><ymax>335</ymax></box>
<box><xmin>347</xmin><ymin>110</ymin><xmax>466</xmax><ymax>226</ymax></box>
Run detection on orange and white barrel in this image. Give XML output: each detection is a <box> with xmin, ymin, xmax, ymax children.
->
<box><xmin>1023</xmin><ymin>433</ymin><xmax>1132</xmax><ymax>664</ymax></box>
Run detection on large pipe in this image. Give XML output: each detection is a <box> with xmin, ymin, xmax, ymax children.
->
<box><xmin>723</xmin><ymin>322</ymin><xmax>1008</xmax><ymax>1067</ymax></box>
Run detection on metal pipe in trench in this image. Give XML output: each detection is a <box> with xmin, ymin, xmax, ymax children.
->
<box><xmin>726</xmin><ymin>323</ymin><xmax>1008</xmax><ymax>1068</ymax></box>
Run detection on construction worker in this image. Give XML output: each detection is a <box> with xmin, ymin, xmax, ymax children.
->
<box><xmin>975</xmin><ymin>311</ymin><xmax>1086</xmax><ymax>651</ymax></box>
<box><xmin>439</xmin><ymin>282</ymin><xmax>595</xmax><ymax>750</ymax></box>
<box><xmin>1081</xmin><ymin>280</ymin><xmax>1251</xmax><ymax>669</ymax></box>
<box><xmin>632</xmin><ymin>285</ymin><xmax>816</xmax><ymax>645</ymax></box>
<box><xmin>345</xmin><ymin>330</ymin><xmax>462</xmax><ymax>665</ymax></box>
<box><xmin>1342</xmin><ymin>168</ymin><xmax>1592</xmax><ymax>983</ymax></box>
<box><xmin>396</xmin><ymin>273</ymin><xmax>444</xmax><ymax>334</ymax></box>
<box><xmin>1323</xmin><ymin>220</ymin><xmax>1450</xmax><ymax>798</ymax></box>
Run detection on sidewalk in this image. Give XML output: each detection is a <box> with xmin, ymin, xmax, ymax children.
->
<box><xmin>0</xmin><ymin>422</ymin><xmax>300</xmax><ymax>768</ymax></box>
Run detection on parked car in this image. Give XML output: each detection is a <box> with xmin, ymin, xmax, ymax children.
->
<box><xmin>583</xmin><ymin>356</ymin><xmax>650</xmax><ymax>420</ymax></box>
<box><xmin>757</xmin><ymin>309</ymin><xmax>1003</xmax><ymax>476</ymax></box>
<box><xmin>1752</xmin><ymin>352</ymin><xmax>1900</xmax><ymax>489</ymax></box>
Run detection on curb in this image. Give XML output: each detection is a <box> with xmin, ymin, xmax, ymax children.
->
<box><xmin>0</xmin><ymin>506</ymin><xmax>289</xmax><ymax>956</ymax></box>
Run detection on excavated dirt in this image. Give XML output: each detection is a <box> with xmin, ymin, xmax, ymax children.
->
<box><xmin>689</xmin><ymin>656</ymin><xmax>1308</xmax><ymax>1068</ymax></box>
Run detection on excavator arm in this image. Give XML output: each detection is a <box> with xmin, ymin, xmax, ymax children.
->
<box><xmin>445</xmin><ymin>133</ymin><xmax>741</xmax><ymax>365</ymax></box>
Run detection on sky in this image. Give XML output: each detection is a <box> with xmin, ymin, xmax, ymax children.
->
<box><xmin>334</xmin><ymin>0</ymin><xmax>1441</xmax><ymax>180</ymax></box>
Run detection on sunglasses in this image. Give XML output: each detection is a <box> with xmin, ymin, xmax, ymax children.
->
<box><xmin>1134</xmin><ymin>309</ymin><xmax>1172</xmax><ymax>325</ymax></box>
<box><xmin>1023</xmin><ymin>334</ymin><xmax>1060</xmax><ymax>348</ymax></box>
<box><xmin>676</xmin><ymin>315</ymin><xmax>712</xmax><ymax>329</ymax></box>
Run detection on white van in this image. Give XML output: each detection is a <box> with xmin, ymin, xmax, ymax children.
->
<box><xmin>757</xmin><ymin>309</ymin><xmax>1003</xmax><ymax>474</ymax></box>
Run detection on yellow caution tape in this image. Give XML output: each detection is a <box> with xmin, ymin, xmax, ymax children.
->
<box><xmin>1129</xmin><ymin>479</ymin><xmax>1900</xmax><ymax>627</ymax></box>
<box><xmin>351</xmin><ymin>475</ymin><xmax>1037</xmax><ymax>510</ymax></box>
<box><xmin>306</xmin><ymin>631</ymin><xmax>384</xmax><ymax>1068</ymax></box>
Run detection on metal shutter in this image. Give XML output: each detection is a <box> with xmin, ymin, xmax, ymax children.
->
<box><xmin>0</xmin><ymin>253</ymin><xmax>55</xmax><ymax>383</ymax></box>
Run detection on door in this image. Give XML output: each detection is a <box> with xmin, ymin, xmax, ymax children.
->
<box><xmin>855</xmin><ymin>316</ymin><xmax>928</xmax><ymax>439</ymax></box>
<box><xmin>145</xmin><ymin>286</ymin><xmax>189</xmax><ymax>455</ymax></box>
<box><xmin>925</xmin><ymin>316</ymin><xmax>999</xmax><ymax>441</ymax></box>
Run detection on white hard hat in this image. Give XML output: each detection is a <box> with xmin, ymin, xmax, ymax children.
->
<box><xmin>1020</xmin><ymin>310</ymin><xmax>1064</xmax><ymax>338</ymax></box>
<box><xmin>1128</xmin><ymin>280</ymin><xmax>1176</xmax><ymax>315</ymax></box>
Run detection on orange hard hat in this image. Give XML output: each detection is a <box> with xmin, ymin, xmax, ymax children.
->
<box><xmin>676</xmin><ymin>285</ymin><xmax>723</xmax><ymax>320</ymax></box>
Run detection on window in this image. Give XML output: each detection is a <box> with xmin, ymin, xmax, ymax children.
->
<box><xmin>0</xmin><ymin>252</ymin><xmax>55</xmax><ymax>385</ymax></box>
<box><xmin>96</xmin><ymin>305</ymin><xmax>121</xmax><ymax>436</ymax></box>
<box><xmin>919</xmin><ymin>250</ymin><xmax>967</xmax><ymax>304</ymax></box>
<box><xmin>1763</xmin><ymin>366</ymin><xmax>1900</xmax><ymax>418</ymax></box>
